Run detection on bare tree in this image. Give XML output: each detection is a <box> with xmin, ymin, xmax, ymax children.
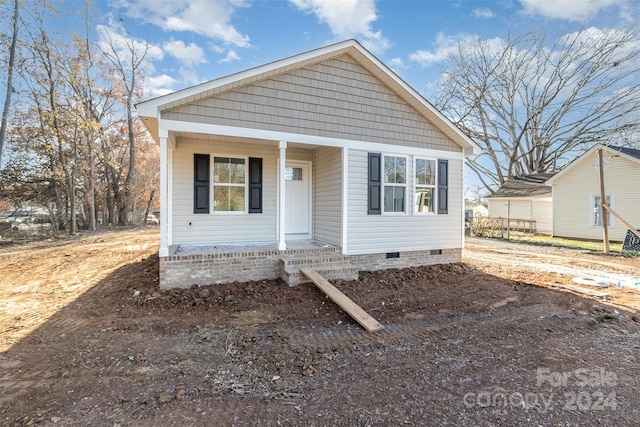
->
<box><xmin>97</xmin><ymin>22</ymin><xmax>150</xmax><ymax>225</ymax></box>
<box><xmin>1</xmin><ymin>1</ymin><xmax>159</xmax><ymax>234</ymax></box>
<box><xmin>0</xmin><ymin>0</ymin><xmax>19</xmax><ymax>166</ymax></box>
<box><xmin>64</xmin><ymin>3</ymin><xmax>118</xmax><ymax>230</ymax></box>
<box><xmin>431</xmin><ymin>27</ymin><xmax>640</xmax><ymax>193</ymax></box>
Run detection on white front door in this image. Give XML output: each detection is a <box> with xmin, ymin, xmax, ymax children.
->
<box><xmin>285</xmin><ymin>161</ymin><xmax>311</xmax><ymax>238</ymax></box>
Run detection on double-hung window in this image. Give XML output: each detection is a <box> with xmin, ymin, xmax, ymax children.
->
<box><xmin>213</xmin><ymin>156</ymin><xmax>246</xmax><ymax>212</ymax></box>
<box><xmin>414</xmin><ymin>158</ymin><xmax>436</xmax><ymax>213</ymax></box>
<box><xmin>591</xmin><ymin>194</ymin><xmax>613</xmax><ymax>227</ymax></box>
<box><xmin>194</xmin><ymin>155</ymin><xmax>262</xmax><ymax>214</ymax></box>
<box><xmin>368</xmin><ymin>153</ymin><xmax>447</xmax><ymax>216</ymax></box>
<box><xmin>383</xmin><ymin>155</ymin><xmax>407</xmax><ymax>213</ymax></box>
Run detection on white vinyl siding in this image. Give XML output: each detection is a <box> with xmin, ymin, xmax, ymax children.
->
<box><xmin>347</xmin><ymin>149</ymin><xmax>463</xmax><ymax>255</ymax></box>
<box><xmin>172</xmin><ymin>139</ymin><xmax>278</xmax><ymax>245</ymax></box>
<box><xmin>487</xmin><ymin>198</ymin><xmax>553</xmax><ymax>235</ymax></box>
<box><xmin>532</xmin><ymin>200</ymin><xmax>552</xmax><ymax>235</ymax></box>
<box><xmin>313</xmin><ymin>147</ymin><xmax>342</xmax><ymax>245</ymax></box>
<box><xmin>553</xmin><ymin>149</ymin><xmax>639</xmax><ymax>241</ymax></box>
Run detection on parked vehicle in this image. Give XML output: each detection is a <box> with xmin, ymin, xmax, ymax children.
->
<box><xmin>145</xmin><ymin>214</ymin><xmax>159</xmax><ymax>225</ymax></box>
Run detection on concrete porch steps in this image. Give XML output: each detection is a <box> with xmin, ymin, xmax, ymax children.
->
<box><xmin>280</xmin><ymin>252</ymin><xmax>359</xmax><ymax>286</ymax></box>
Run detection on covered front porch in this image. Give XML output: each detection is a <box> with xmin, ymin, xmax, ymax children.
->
<box><xmin>157</xmin><ymin>128</ymin><xmax>347</xmax><ymax>259</ymax></box>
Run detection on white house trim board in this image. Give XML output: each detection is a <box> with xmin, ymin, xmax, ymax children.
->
<box><xmin>285</xmin><ymin>160</ymin><xmax>313</xmax><ymax>240</ymax></box>
<box><xmin>413</xmin><ymin>156</ymin><xmax>438</xmax><ymax>216</ymax></box>
<box><xmin>209</xmin><ymin>154</ymin><xmax>250</xmax><ymax>215</ymax></box>
<box><xmin>381</xmin><ymin>153</ymin><xmax>410</xmax><ymax>215</ymax></box>
<box><xmin>278</xmin><ymin>141</ymin><xmax>287</xmax><ymax>251</ymax></box>
<box><xmin>159</xmin><ymin>119</ymin><xmax>466</xmax><ymax>161</ymax></box>
<box><xmin>551</xmin><ymin>185</ymin><xmax>555</xmax><ymax>237</ymax></box>
<box><xmin>167</xmin><ymin>144</ymin><xmax>174</xmax><ymax>248</ymax></box>
<box><xmin>159</xmin><ymin>136</ymin><xmax>169</xmax><ymax>257</ymax></box>
<box><xmin>342</xmin><ymin>147</ymin><xmax>349</xmax><ymax>255</ymax></box>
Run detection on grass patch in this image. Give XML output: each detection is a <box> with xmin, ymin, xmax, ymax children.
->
<box><xmin>497</xmin><ymin>234</ymin><xmax>640</xmax><ymax>256</ymax></box>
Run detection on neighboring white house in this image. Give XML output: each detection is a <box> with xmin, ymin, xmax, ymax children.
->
<box><xmin>136</xmin><ymin>39</ymin><xmax>480</xmax><ymax>288</ymax></box>
<box><xmin>464</xmin><ymin>200</ymin><xmax>488</xmax><ymax>222</ymax></box>
<box><xmin>547</xmin><ymin>144</ymin><xmax>640</xmax><ymax>242</ymax></box>
<box><xmin>486</xmin><ymin>173</ymin><xmax>555</xmax><ymax>235</ymax></box>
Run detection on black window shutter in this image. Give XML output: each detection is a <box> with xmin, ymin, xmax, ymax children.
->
<box><xmin>194</xmin><ymin>154</ymin><xmax>210</xmax><ymax>214</ymax></box>
<box><xmin>368</xmin><ymin>153</ymin><xmax>381</xmax><ymax>215</ymax></box>
<box><xmin>437</xmin><ymin>159</ymin><xmax>448</xmax><ymax>214</ymax></box>
<box><xmin>248</xmin><ymin>157</ymin><xmax>262</xmax><ymax>213</ymax></box>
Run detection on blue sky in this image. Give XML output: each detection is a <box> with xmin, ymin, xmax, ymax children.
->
<box><xmin>7</xmin><ymin>0</ymin><xmax>638</xmax><ymax>193</ymax></box>
<box><xmin>76</xmin><ymin>0</ymin><xmax>639</xmax><ymax>98</ymax></box>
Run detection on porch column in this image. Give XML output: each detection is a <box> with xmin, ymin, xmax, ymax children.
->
<box><xmin>159</xmin><ymin>132</ymin><xmax>169</xmax><ymax>257</ymax></box>
<box><xmin>341</xmin><ymin>147</ymin><xmax>348</xmax><ymax>254</ymax></box>
<box><xmin>278</xmin><ymin>141</ymin><xmax>287</xmax><ymax>250</ymax></box>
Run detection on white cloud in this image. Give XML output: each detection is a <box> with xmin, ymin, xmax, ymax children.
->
<box><xmin>115</xmin><ymin>0</ymin><xmax>251</xmax><ymax>46</ymax></box>
<box><xmin>472</xmin><ymin>8</ymin><xmax>495</xmax><ymax>18</ymax></box>
<box><xmin>210</xmin><ymin>44</ymin><xmax>226</xmax><ymax>54</ymax></box>
<box><xmin>388</xmin><ymin>57</ymin><xmax>407</xmax><ymax>70</ymax></box>
<box><xmin>163</xmin><ymin>39</ymin><xmax>207</xmax><ymax>68</ymax></box>
<box><xmin>218</xmin><ymin>49</ymin><xmax>241</xmax><ymax>63</ymax></box>
<box><xmin>178</xmin><ymin>67</ymin><xmax>200</xmax><ymax>85</ymax></box>
<box><xmin>519</xmin><ymin>0</ymin><xmax>625</xmax><ymax>21</ymax></box>
<box><xmin>289</xmin><ymin>0</ymin><xmax>390</xmax><ymax>54</ymax></box>
<box><xmin>558</xmin><ymin>26</ymin><xmax>640</xmax><ymax>70</ymax></box>
<box><xmin>409</xmin><ymin>32</ymin><xmax>506</xmax><ymax>67</ymax></box>
<box><xmin>409</xmin><ymin>32</ymin><xmax>468</xmax><ymax>67</ymax></box>
<box><xmin>145</xmin><ymin>74</ymin><xmax>179</xmax><ymax>96</ymax></box>
<box><xmin>96</xmin><ymin>21</ymin><xmax>164</xmax><ymax>71</ymax></box>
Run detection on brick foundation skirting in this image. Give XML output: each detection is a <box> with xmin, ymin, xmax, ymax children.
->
<box><xmin>347</xmin><ymin>248</ymin><xmax>461</xmax><ymax>272</ymax></box>
<box><xmin>159</xmin><ymin>247</ymin><xmax>462</xmax><ymax>289</ymax></box>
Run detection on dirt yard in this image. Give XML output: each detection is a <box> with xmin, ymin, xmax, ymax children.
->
<box><xmin>1</xmin><ymin>229</ymin><xmax>639</xmax><ymax>426</ymax></box>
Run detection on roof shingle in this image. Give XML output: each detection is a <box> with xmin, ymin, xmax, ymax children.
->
<box><xmin>489</xmin><ymin>172</ymin><xmax>556</xmax><ymax>198</ymax></box>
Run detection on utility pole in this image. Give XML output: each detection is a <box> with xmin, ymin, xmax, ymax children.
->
<box><xmin>598</xmin><ymin>148</ymin><xmax>609</xmax><ymax>254</ymax></box>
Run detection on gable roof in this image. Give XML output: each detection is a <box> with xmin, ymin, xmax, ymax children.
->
<box><xmin>136</xmin><ymin>39</ymin><xmax>480</xmax><ymax>155</ymax></box>
<box><xmin>546</xmin><ymin>144</ymin><xmax>640</xmax><ymax>185</ymax></box>
<box><xmin>610</xmin><ymin>145</ymin><xmax>640</xmax><ymax>161</ymax></box>
<box><xmin>487</xmin><ymin>173</ymin><xmax>555</xmax><ymax>198</ymax></box>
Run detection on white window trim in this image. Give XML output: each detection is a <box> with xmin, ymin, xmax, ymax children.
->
<box><xmin>381</xmin><ymin>153</ymin><xmax>409</xmax><ymax>215</ymax></box>
<box><xmin>414</xmin><ymin>157</ymin><xmax>437</xmax><ymax>215</ymax></box>
<box><xmin>211</xmin><ymin>154</ymin><xmax>249</xmax><ymax>215</ymax></box>
<box><xmin>589</xmin><ymin>192</ymin><xmax>615</xmax><ymax>228</ymax></box>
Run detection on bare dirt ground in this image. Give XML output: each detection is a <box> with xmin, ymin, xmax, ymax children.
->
<box><xmin>1</xmin><ymin>229</ymin><xmax>639</xmax><ymax>426</ymax></box>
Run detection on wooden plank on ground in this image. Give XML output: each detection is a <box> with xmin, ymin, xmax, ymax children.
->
<box><xmin>301</xmin><ymin>268</ymin><xmax>384</xmax><ymax>332</ymax></box>
<box><xmin>546</xmin><ymin>282</ymin><xmax>610</xmax><ymax>298</ymax></box>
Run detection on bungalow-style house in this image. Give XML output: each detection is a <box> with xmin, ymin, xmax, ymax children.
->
<box><xmin>136</xmin><ymin>40</ymin><xmax>480</xmax><ymax>289</ymax></box>
<box><xmin>486</xmin><ymin>173</ymin><xmax>555</xmax><ymax>235</ymax></box>
<box><xmin>547</xmin><ymin>144</ymin><xmax>640</xmax><ymax>242</ymax></box>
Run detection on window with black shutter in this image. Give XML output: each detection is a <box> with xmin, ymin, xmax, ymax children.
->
<box><xmin>437</xmin><ymin>159</ymin><xmax>448</xmax><ymax>214</ymax></box>
<box><xmin>194</xmin><ymin>154</ymin><xmax>210</xmax><ymax>214</ymax></box>
<box><xmin>248</xmin><ymin>157</ymin><xmax>262</xmax><ymax>213</ymax></box>
<box><xmin>368</xmin><ymin>153</ymin><xmax>381</xmax><ymax>214</ymax></box>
